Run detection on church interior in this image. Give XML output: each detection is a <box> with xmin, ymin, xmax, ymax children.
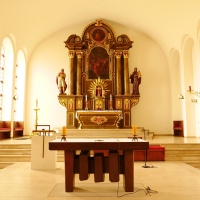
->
<box><xmin>1</xmin><ymin>0</ymin><xmax>200</xmax><ymax>199</ymax></box>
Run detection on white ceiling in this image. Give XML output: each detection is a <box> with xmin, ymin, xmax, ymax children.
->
<box><xmin>0</xmin><ymin>0</ymin><xmax>200</xmax><ymax>61</ymax></box>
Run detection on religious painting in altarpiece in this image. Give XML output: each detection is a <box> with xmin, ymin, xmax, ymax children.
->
<box><xmin>84</xmin><ymin>24</ymin><xmax>114</xmax><ymax>102</ymax></box>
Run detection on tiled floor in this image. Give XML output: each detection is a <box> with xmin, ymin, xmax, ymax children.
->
<box><xmin>0</xmin><ymin>136</ymin><xmax>200</xmax><ymax>200</ymax></box>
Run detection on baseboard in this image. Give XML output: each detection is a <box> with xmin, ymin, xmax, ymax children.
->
<box><xmin>154</xmin><ymin>134</ymin><xmax>173</xmax><ymax>136</ymax></box>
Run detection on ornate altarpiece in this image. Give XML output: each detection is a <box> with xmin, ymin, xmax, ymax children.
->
<box><xmin>59</xmin><ymin>20</ymin><xmax>140</xmax><ymax>129</ymax></box>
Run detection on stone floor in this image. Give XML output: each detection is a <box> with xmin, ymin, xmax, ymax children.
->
<box><xmin>0</xmin><ymin>136</ymin><xmax>200</xmax><ymax>199</ymax></box>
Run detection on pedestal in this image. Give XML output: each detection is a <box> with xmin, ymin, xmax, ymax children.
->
<box><xmin>31</xmin><ymin>135</ymin><xmax>57</xmax><ymax>170</ymax></box>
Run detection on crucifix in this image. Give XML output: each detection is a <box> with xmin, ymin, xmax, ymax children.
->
<box><xmin>96</xmin><ymin>85</ymin><xmax>102</xmax><ymax>96</ymax></box>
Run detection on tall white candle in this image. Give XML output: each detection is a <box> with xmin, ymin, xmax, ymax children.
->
<box><xmin>85</xmin><ymin>95</ymin><xmax>87</xmax><ymax>101</ymax></box>
<box><xmin>62</xmin><ymin>126</ymin><xmax>66</xmax><ymax>136</ymax></box>
<box><xmin>110</xmin><ymin>94</ymin><xmax>112</xmax><ymax>101</ymax></box>
<box><xmin>132</xmin><ymin>125</ymin><xmax>137</xmax><ymax>136</ymax></box>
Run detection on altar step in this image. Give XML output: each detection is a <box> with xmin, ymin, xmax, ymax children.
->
<box><xmin>1</xmin><ymin>140</ymin><xmax>200</xmax><ymax>170</ymax></box>
<box><xmin>0</xmin><ymin>162</ymin><xmax>13</xmax><ymax>169</ymax></box>
<box><xmin>0</xmin><ymin>144</ymin><xmax>31</xmax><ymax>169</ymax></box>
<box><xmin>55</xmin><ymin>128</ymin><xmax>154</xmax><ymax>140</ymax></box>
<box><xmin>164</xmin><ymin>143</ymin><xmax>200</xmax><ymax>169</ymax></box>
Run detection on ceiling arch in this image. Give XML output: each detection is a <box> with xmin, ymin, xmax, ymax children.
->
<box><xmin>1</xmin><ymin>0</ymin><xmax>200</xmax><ymax>62</ymax></box>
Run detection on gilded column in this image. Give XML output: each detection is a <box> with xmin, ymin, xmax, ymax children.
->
<box><xmin>123</xmin><ymin>51</ymin><xmax>130</xmax><ymax>95</ymax></box>
<box><xmin>116</xmin><ymin>52</ymin><xmax>122</xmax><ymax>95</ymax></box>
<box><xmin>76</xmin><ymin>52</ymin><xmax>82</xmax><ymax>95</ymax></box>
<box><xmin>68</xmin><ymin>51</ymin><xmax>75</xmax><ymax>95</ymax></box>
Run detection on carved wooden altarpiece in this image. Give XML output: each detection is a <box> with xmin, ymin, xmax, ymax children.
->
<box><xmin>58</xmin><ymin>20</ymin><xmax>140</xmax><ymax>129</ymax></box>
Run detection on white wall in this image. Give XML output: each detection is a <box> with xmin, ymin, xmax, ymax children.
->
<box><xmin>25</xmin><ymin>21</ymin><xmax>172</xmax><ymax>135</ymax></box>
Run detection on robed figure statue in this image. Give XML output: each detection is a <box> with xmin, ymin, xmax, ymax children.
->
<box><xmin>56</xmin><ymin>68</ymin><xmax>67</xmax><ymax>95</ymax></box>
<box><xmin>129</xmin><ymin>68</ymin><xmax>142</xmax><ymax>95</ymax></box>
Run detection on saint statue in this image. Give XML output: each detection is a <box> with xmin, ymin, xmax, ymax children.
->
<box><xmin>56</xmin><ymin>68</ymin><xmax>67</xmax><ymax>95</ymax></box>
<box><xmin>129</xmin><ymin>68</ymin><xmax>142</xmax><ymax>95</ymax></box>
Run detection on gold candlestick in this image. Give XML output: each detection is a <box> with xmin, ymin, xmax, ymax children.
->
<box><xmin>85</xmin><ymin>100</ymin><xmax>88</xmax><ymax>110</ymax></box>
<box><xmin>34</xmin><ymin>98</ymin><xmax>40</xmax><ymax>130</ymax></box>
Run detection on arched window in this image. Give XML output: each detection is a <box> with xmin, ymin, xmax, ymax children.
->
<box><xmin>0</xmin><ymin>45</ymin><xmax>5</xmax><ymax>120</ymax></box>
<box><xmin>14</xmin><ymin>50</ymin><xmax>26</xmax><ymax>120</ymax></box>
<box><xmin>2</xmin><ymin>37</ymin><xmax>14</xmax><ymax>121</ymax></box>
<box><xmin>13</xmin><ymin>60</ymin><xmax>18</xmax><ymax>120</ymax></box>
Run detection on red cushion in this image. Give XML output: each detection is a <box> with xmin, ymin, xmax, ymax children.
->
<box><xmin>149</xmin><ymin>145</ymin><xmax>165</xmax><ymax>149</ymax></box>
<box><xmin>0</xmin><ymin>128</ymin><xmax>11</xmax><ymax>130</ymax></box>
<box><xmin>14</xmin><ymin>127</ymin><xmax>24</xmax><ymax>130</ymax></box>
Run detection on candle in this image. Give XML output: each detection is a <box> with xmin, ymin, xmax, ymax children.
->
<box><xmin>110</xmin><ymin>94</ymin><xmax>112</xmax><ymax>101</ymax></box>
<box><xmin>132</xmin><ymin>125</ymin><xmax>137</xmax><ymax>136</ymax></box>
<box><xmin>189</xmin><ymin>86</ymin><xmax>191</xmax><ymax>91</ymax></box>
<box><xmin>36</xmin><ymin>98</ymin><xmax>38</xmax><ymax>107</ymax></box>
<box><xmin>62</xmin><ymin>126</ymin><xmax>66</xmax><ymax>136</ymax></box>
<box><xmin>85</xmin><ymin>94</ymin><xmax>87</xmax><ymax>101</ymax></box>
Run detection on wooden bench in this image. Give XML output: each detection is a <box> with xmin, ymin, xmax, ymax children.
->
<box><xmin>147</xmin><ymin>145</ymin><xmax>165</xmax><ymax>161</ymax></box>
<box><xmin>13</xmin><ymin>121</ymin><xmax>24</xmax><ymax>138</ymax></box>
<box><xmin>134</xmin><ymin>145</ymin><xmax>165</xmax><ymax>161</ymax></box>
<box><xmin>0</xmin><ymin>121</ymin><xmax>11</xmax><ymax>140</ymax></box>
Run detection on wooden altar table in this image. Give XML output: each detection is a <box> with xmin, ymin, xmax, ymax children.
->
<box><xmin>49</xmin><ymin>138</ymin><xmax>149</xmax><ymax>192</ymax></box>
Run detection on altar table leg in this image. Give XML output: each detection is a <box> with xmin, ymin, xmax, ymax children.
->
<box><xmin>64</xmin><ymin>150</ymin><xmax>75</xmax><ymax>192</ymax></box>
<box><xmin>123</xmin><ymin>150</ymin><xmax>134</xmax><ymax>192</ymax></box>
<box><xmin>79</xmin><ymin>150</ymin><xmax>89</xmax><ymax>180</ymax></box>
<box><xmin>94</xmin><ymin>153</ymin><xmax>105</xmax><ymax>182</ymax></box>
<box><xmin>108</xmin><ymin>150</ymin><xmax>119</xmax><ymax>182</ymax></box>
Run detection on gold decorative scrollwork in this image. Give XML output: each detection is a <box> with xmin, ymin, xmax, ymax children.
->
<box><xmin>91</xmin><ymin>116</ymin><xmax>108</xmax><ymax>125</ymax></box>
<box><xmin>58</xmin><ymin>98</ymin><xmax>68</xmax><ymax>108</ymax></box>
<box><xmin>68</xmin><ymin>51</ymin><xmax>75</xmax><ymax>58</ymax></box>
<box><xmin>88</xmin><ymin>41</ymin><xmax>94</xmax><ymax>50</ymax></box>
<box><xmin>76</xmin><ymin>52</ymin><xmax>83</xmax><ymax>58</ymax></box>
<box><xmin>81</xmin><ymin>20</ymin><xmax>116</xmax><ymax>38</ymax></box>
<box><xmin>85</xmin><ymin>32</ymin><xmax>89</xmax><ymax>39</ymax></box>
<box><xmin>117</xmin><ymin>36</ymin><xmax>123</xmax><ymax>43</ymax></box>
<box><xmin>88</xmin><ymin>77</ymin><xmax>109</xmax><ymax>97</ymax></box>
<box><xmin>116</xmin><ymin>114</ymin><xmax>123</xmax><ymax>128</ymax></box>
<box><xmin>95</xmin><ymin>19</ymin><xmax>103</xmax><ymax>26</ymax></box>
<box><xmin>116</xmin><ymin>35</ymin><xmax>131</xmax><ymax>43</ymax></box>
<box><xmin>87</xmin><ymin>43</ymin><xmax>109</xmax><ymax>54</ymax></box>
<box><xmin>123</xmin><ymin>51</ymin><xmax>129</xmax><ymax>58</ymax></box>
<box><xmin>102</xmin><ymin>21</ymin><xmax>116</xmax><ymax>38</ymax></box>
<box><xmin>108</xmin><ymin>33</ymin><xmax>112</xmax><ymax>40</ymax></box>
<box><xmin>77</xmin><ymin>114</ymin><xmax>82</xmax><ymax>129</ymax></box>
<box><xmin>115</xmin><ymin>51</ymin><xmax>122</xmax><ymax>59</ymax></box>
<box><xmin>130</xmin><ymin>98</ymin><xmax>139</xmax><ymax>108</ymax></box>
<box><xmin>74</xmin><ymin>36</ymin><xmax>81</xmax><ymax>43</ymax></box>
